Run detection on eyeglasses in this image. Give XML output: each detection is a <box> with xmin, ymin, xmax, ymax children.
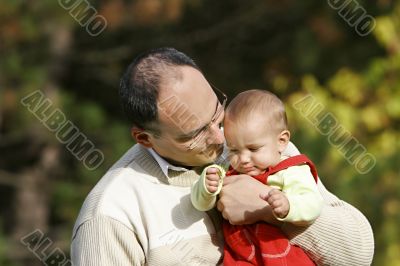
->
<box><xmin>150</xmin><ymin>83</ymin><xmax>227</xmax><ymax>151</ymax></box>
<box><xmin>186</xmin><ymin>84</ymin><xmax>227</xmax><ymax>151</ymax></box>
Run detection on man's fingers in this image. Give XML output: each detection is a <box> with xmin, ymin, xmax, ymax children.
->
<box><xmin>216</xmin><ymin>199</ymin><xmax>224</xmax><ymax>212</ymax></box>
<box><xmin>221</xmin><ymin>211</ymin><xmax>228</xmax><ymax>221</ymax></box>
<box><xmin>222</xmin><ymin>174</ymin><xmax>247</xmax><ymax>186</ymax></box>
<box><xmin>221</xmin><ymin>175</ymin><xmax>235</xmax><ymax>186</ymax></box>
<box><xmin>217</xmin><ymin>198</ymin><xmax>233</xmax><ymax>222</ymax></box>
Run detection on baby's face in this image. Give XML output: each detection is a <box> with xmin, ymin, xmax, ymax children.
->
<box><xmin>224</xmin><ymin>115</ymin><xmax>283</xmax><ymax>176</ymax></box>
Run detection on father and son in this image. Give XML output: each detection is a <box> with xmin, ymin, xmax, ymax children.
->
<box><xmin>71</xmin><ymin>48</ymin><xmax>374</xmax><ymax>265</ymax></box>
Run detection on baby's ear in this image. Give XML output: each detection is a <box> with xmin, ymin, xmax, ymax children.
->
<box><xmin>277</xmin><ymin>130</ymin><xmax>290</xmax><ymax>153</ymax></box>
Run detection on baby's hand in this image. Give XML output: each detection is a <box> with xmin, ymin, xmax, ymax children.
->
<box><xmin>260</xmin><ymin>189</ymin><xmax>289</xmax><ymax>219</ymax></box>
<box><xmin>205</xmin><ymin>167</ymin><xmax>221</xmax><ymax>193</ymax></box>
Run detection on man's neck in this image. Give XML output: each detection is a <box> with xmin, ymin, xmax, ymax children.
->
<box><xmin>159</xmin><ymin>155</ymin><xmax>194</xmax><ymax>169</ymax></box>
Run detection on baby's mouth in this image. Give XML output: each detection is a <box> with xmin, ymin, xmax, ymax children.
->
<box><xmin>242</xmin><ymin>166</ymin><xmax>255</xmax><ymax>172</ymax></box>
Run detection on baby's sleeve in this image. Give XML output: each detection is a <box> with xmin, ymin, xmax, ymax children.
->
<box><xmin>190</xmin><ymin>164</ymin><xmax>225</xmax><ymax>212</ymax></box>
<box><xmin>276</xmin><ymin>165</ymin><xmax>324</xmax><ymax>225</ymax></box>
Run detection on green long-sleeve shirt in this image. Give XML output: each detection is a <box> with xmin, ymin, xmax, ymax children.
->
<box><xmin>191</xmin><ymin>161</ymin><xmax>323</xmax><ymax>225</ymax></box>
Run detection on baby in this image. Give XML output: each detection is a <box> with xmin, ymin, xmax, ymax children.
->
<box><xmin>191</xmin><ymin>89</ymin><xmax>323</xmax><ymax>265</ymax></box>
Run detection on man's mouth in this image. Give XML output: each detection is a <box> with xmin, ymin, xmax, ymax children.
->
<box><xmin>200</xmin><ymin>144</ymin><xmax>223</xmax><ymax>159</ymax></box>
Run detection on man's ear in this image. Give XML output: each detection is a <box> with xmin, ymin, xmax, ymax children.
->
<box><xmin>277</xmin><ymin>130</ymin><xmax>290</xmax><ymax>153</ymax></box>
<box><xmin>131</xmin><ymin>127</ymin><xmax>153</xmax><ymax>148</ymax></box>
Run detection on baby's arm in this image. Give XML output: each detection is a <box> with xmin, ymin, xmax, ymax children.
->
<box><xmin>259</xmin><ymin>189</ymin><xmax>289</xmax><ymax>219</ymax></box>
<box><xmin>263</xmin><ymin>165</ymin><xmax>324</xmax><ymax>225</ymax></box>
<box><xmin>205</xmin><ymin>167</ymin><xmax>222</xmax><ymax>193</ymax></box>
<box><xmin>191</xmin><ymin>165</ymin><xmax>225</xmax><ymax>211</ymax></box>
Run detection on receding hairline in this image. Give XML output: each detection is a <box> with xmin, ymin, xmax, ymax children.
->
<box><xmin>119</xmin><ymin>47</ymin><xmax>201</xmax><ymax>136</ymax></box>
<box><xmin>132</xmin><ymin>60</ymin><xmax>195</xmax><ymax>120</ymax></box>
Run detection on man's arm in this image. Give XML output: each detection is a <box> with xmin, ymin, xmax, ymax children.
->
<box><xmin>217</xmin><ymin>175</ymin><xmax>279</xmax><ymax>226</ymax></box>
<box><xmin>216</xmin><ymin>142</ymin><xmax>304</xmax><ymax>225</ymax></box>
<box><xmin>282</xmin><ymin>181</ymin><xmax>374</xmax><ymax>265</ymax></box>
<box><xmin>71</xmin><ymin>215</ymin><xmax>145</xmax><ymax>266</ymax></box>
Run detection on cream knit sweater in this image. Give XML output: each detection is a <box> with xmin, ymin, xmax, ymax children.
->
<box><xmin>71</xmin><ymin>144</ymin><xmax>374</xmax><ymax>265</ymax></box>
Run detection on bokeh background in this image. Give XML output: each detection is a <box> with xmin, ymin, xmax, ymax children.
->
<box><xmin>1</xmin><ymin>0</ymin><xmax>399</xmax><ymax>265</ymax></box>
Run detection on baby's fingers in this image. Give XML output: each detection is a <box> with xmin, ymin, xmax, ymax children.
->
<box><xmin>206</xmin><ymin>173</ymin><xmax>220</xmax><ymax>181</ymax></box>
<box><xmin>273</xmin><ymin>206</ymin><xmax>286</xmax><ymax>216</ymax></box>
<box><xmin>266</xmin><ymin>192</ymin><xmax>284</xmax><ymax>207</ymax></box>
<box><xmin>206</xmin><ymin>167</ymin><xmax>219</xmax><ymax>174</ymax></box>
<box><xmin>205</xmin><ymin>180</ymin><xmax>219</xmax><ymax>193</ymax></box>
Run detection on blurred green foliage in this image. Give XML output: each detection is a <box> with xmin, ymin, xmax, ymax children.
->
<box><xmin>1</xmin><ymin>0</ymin><xmax>399</xmax><ymax>265</ymax></box>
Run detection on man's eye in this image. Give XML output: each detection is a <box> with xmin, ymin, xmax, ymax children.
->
<box><xmin>178</xmin><ymin>129</ymin><xmax>203</xmax><ymax>141</ymax></box>
<box><xmin>192</xmin><ymin>128</ymin><xmax>205</xmax><ymax>139</ymax></box>
<box><xmin>249</xmin><ymin>147</ymin><xmax>260</xmax><ymax>152</ymax></box>
<box><xmin>178</xmin><ymin>134</ymin><xmax>196</xmax><ymax>142</ymax></box>
<box><xmin>177</xmin><ymin>136</ymin><xmax>191</xmax><ymax>142</ymax></box>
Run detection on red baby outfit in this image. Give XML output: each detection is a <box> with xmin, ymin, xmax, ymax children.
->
<box><xmin>223</xmin><ymin>154</ymin><xmax>318</xmax><ymax>266</ymax></box>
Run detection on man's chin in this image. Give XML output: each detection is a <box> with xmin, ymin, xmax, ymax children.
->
<box><xmin>179</xmin><ymin>145</ymin><xmax>223</xmax><ymax>167</ymax></box>
<box><xmin>200</xmin><ymin>153</ymin><xmax>217</xmax><ymax>164</ymax></box>
<box><xmin>204</xmin><ymin>146</ymin><xmax>223</xmax><ymax>160</ymax></box>
<box><xmin>193</xmin><ymin>147</ymin><xmax>220</xmax><ymax>165</ymax></box>
<box><xmin>158</xmin><ymin>149</ymin><xmax>218</xmax><ymax>168</ymax></box>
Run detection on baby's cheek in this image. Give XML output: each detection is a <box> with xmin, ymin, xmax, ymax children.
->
<box><xmin>254</xmin><ymin>155</ymin><xmax>270</xmax><ymax>169</ymax></box>
<box><xmin>229</xmin><ymin>155</ymin><xmax>239</xmax><ymax>169</ymax></box>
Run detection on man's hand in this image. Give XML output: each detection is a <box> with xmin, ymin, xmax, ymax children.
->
<box><xmin>260</xmin><ymin>189</ymin><xmax>289</xmax><ymax>219</ymax></box>
<box><xmin>216</xmin><ymin>174</ymin><xmax>280</xmax><ymax>226</ymax></box>
<box><xmin>205</xmin><ymin>167</ymin><xmax>221</xmax><ymax>193</ymax></box>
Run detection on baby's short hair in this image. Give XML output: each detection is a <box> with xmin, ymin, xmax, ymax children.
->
<box><xmin>225</xmin><ymin>89</ymin><xmax>288</xmax><ymax>133</ymax></box>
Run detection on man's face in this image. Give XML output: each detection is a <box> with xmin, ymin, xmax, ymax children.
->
<box><xmin>148</xmin><ymin>66</ymin><xmax>225</xmax><ymax>167</ymax></box>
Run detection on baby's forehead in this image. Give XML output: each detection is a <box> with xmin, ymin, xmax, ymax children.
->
<box><xmin>224</xmin><ymin>118</ymin><xmax>278</xmax><ymax>149</ymax></box>
<box><xmin>225</xmin><ymin>115</ymin><xmax>276</xmax><ymax>138</ymax></box>
<box><xmin>224</xmin><ymin>109</ymin><xmax>274</xmax><ymax>127</ymax></box>
<box><xmin>225</xmin><ymin>96</ymin><xmax>286</xmax><ymax>133</ymax></box>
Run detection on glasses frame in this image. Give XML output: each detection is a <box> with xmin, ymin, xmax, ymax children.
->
<box><xmin>186</xmin><ymin>84</ymin><xmax>227</xmax><ymax>151</ymax></box>
<box><xmin>148</xmin><ymin>83</ymin><xmax>227</xmax><ymax>151</ymax></box>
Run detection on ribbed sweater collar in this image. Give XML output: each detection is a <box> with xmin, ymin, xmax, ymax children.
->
<box><xmin>134</xmin><ymin>145</ymin><xmax>203</xmax><ymax>187</ymax></box>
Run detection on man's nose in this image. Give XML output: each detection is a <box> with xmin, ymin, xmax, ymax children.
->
<box><xmin>206</xmin><ymin>125</ymin><xmax>225</xmax><ymax>145</ymax></box>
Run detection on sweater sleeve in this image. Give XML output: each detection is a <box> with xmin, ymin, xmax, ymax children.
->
<box><xmin>281</xmin><ymin>180</ymin><xmax>374</xmax><ymax>266</ymax></box>
<box><xmin>190</xmin><ymin>165</ymin><xmax>225</xmax><ymax>211</ymax></box>
<box><xmin>71</xmin><ymin>215</ymin><xmax>145</xmax><ymax>266</ymax></box>
<box><xmin>279</xmin><ymin>142</ymin><xmax>374</xmax><ymax>265</ymax></box>
<box><xmin>274</xmin><ymin>165</ymin><xmax>323</xmax><ymax>225</ymax></box>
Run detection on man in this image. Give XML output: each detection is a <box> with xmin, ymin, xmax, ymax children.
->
<box><xmin>71</xmin><ymin>48</ymin><xmax>374</xmax><ymax>265</ymax></box>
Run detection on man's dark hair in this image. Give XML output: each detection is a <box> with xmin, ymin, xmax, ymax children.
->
<box><xmin>119</xmin><ymin>47</ymin><xmax>199</xmax><ymax>134</ymax></box>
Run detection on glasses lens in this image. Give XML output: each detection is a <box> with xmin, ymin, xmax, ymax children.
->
<box><xmin>188</xmin><ymin>104</ymin><xmax>224</xmax><ymax>150</ymax></box>
<box><xmin>187</xmin><ymin>84</ymin><xmax>226</xmax><ymax>150</ymax></box>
